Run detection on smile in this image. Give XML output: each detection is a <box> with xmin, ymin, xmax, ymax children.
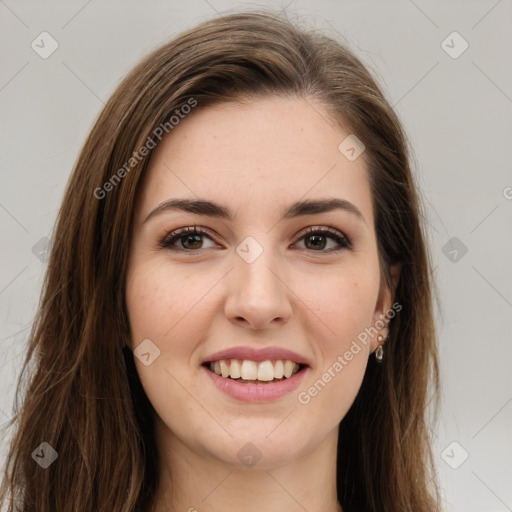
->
<box><xmin>202</xmin><ymin>358</ymin><xmax>310</xmax><ymax>402</ymax></box>
<box><xmin>207</xmin><ymin>359</ymin><xmax>304</xmax><ymax>383</ymax></box>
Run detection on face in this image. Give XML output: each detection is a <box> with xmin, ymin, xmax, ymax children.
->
<box><xmin>125</xmin><ymin>96</ymin><xmax>397</xmax><ymax>470</ymax></box>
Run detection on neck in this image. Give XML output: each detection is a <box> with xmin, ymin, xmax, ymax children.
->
<box><xmin>151</xmin><ymin>416</ymin><xmax>342</xmax><ymax>512</ymax></box>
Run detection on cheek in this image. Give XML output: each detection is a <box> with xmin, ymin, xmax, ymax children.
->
<box><xmin>293</xmin><ymin>264</ymin><xmax>380</xmax><ymax>352</ymax></box>
<box><xmin>125</xmin><ymin>262</ymin><xmax>217</xmax><ymax>351</ymax></box>
<box><xmin>292</xmin><ymin>266</ymin><xmax>379</xmax><ymax>415</ymax></box>
<box><xmin>125</xmin><ymin>263</ymin><xmax>214</xmax><ymax>425</ymax></box>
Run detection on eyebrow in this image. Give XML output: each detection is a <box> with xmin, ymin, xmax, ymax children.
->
<box><xmin>143</xmin><ymin>197</ymin><xmax>366</xmax><ymax>224</ymax></box>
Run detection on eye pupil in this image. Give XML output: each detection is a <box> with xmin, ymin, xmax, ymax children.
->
<box><xmin>306</xmin><ymin>234</ymin><xmax>326</xmax><ymax>250</ymax></box>
<box><xmin>183</xmin><ymin>234</ymin><xmax>202</xmax><ymax>249</ymax></box>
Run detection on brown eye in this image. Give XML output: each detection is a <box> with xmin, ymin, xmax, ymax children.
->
<box><xmin>295</xmin><ymin>227</ymin><xmax>351</xmax><ymax>252</ymax></box>
<box><xmin>181</xmin><ymin>233</ymin><xmax>203</xmax><ymax>250</ymax></box>
<box><xmin>160</xmin><ymin>227</ymin><xmax>217</xmax><ymax>252</ymax></box>
<box><xmin>304</xmin><ymin>233</ymin><xmax>328</xmax><ymax>250</ymax></box>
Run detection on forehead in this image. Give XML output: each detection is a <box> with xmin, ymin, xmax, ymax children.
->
<box><xmin>137</xmin><ymin>96</ymin><xmax>374</xmax><ymax>225</ymax></box>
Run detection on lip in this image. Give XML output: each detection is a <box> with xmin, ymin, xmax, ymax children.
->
<box><xmin>201</xmin><ymin>346</ymin><xmax>312</xmax><ymax>366</ymax></box>
<box><xmin>202</xmin><ymin>364</ymin><xmax>309</xmax><ymax>402</ymax></box>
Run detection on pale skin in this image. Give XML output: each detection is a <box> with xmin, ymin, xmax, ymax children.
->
<box><xmin>125</xmin><ymin>96</ymin><xmax>400</xmax><ymax>512</ymax></box>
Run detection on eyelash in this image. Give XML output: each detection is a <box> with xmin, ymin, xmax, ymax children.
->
<box><xmin>159</xmin><ymin>225</ymin><xmax>351</xmax><ymax>254</ymax></box>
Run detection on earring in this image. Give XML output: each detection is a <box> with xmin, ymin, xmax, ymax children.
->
<box><xmin>375</xmin><ymin>334</ymin><xmax>386</xmax><ymax>363</ymax></box>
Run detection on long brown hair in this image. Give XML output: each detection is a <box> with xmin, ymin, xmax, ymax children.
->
<box><xmin>0</xmin><ymin>9</ymin><xmax>440</xmax><ymax>512</ymax></box>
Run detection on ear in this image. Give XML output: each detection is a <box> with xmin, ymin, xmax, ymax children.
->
<box><xmin>370</xmin><ymin>262</ymin><xmax>401</xmax><ymax>352</ymax></box>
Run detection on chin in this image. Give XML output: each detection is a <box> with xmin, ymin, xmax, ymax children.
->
<box><xmin>195</xmin><ymin>420</ymin><xmax>319</xmax><ymax>470</ymax></box>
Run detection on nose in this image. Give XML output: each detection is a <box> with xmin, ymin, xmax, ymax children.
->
<box><xmin>223</xmin><ymin>245</ymin><xmax>293</xmax><ymax>331</ymax></box>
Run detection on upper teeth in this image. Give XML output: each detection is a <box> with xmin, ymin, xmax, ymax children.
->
<box><xmin>209</xmin><ymin>359</ymin><xmax>301</xmax><ymax>381</ymax></box>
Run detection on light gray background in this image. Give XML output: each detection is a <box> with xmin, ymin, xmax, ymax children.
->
<box><xmin>1</xmin><ymin>1</ymin><xmax>511</xmax><ymax>510</ymax></box>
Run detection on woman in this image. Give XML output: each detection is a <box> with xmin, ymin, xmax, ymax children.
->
<box><xmin>0</xmin><ymin>10</ymin><xmax>441</xmax><ymax>512</ymax></box>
